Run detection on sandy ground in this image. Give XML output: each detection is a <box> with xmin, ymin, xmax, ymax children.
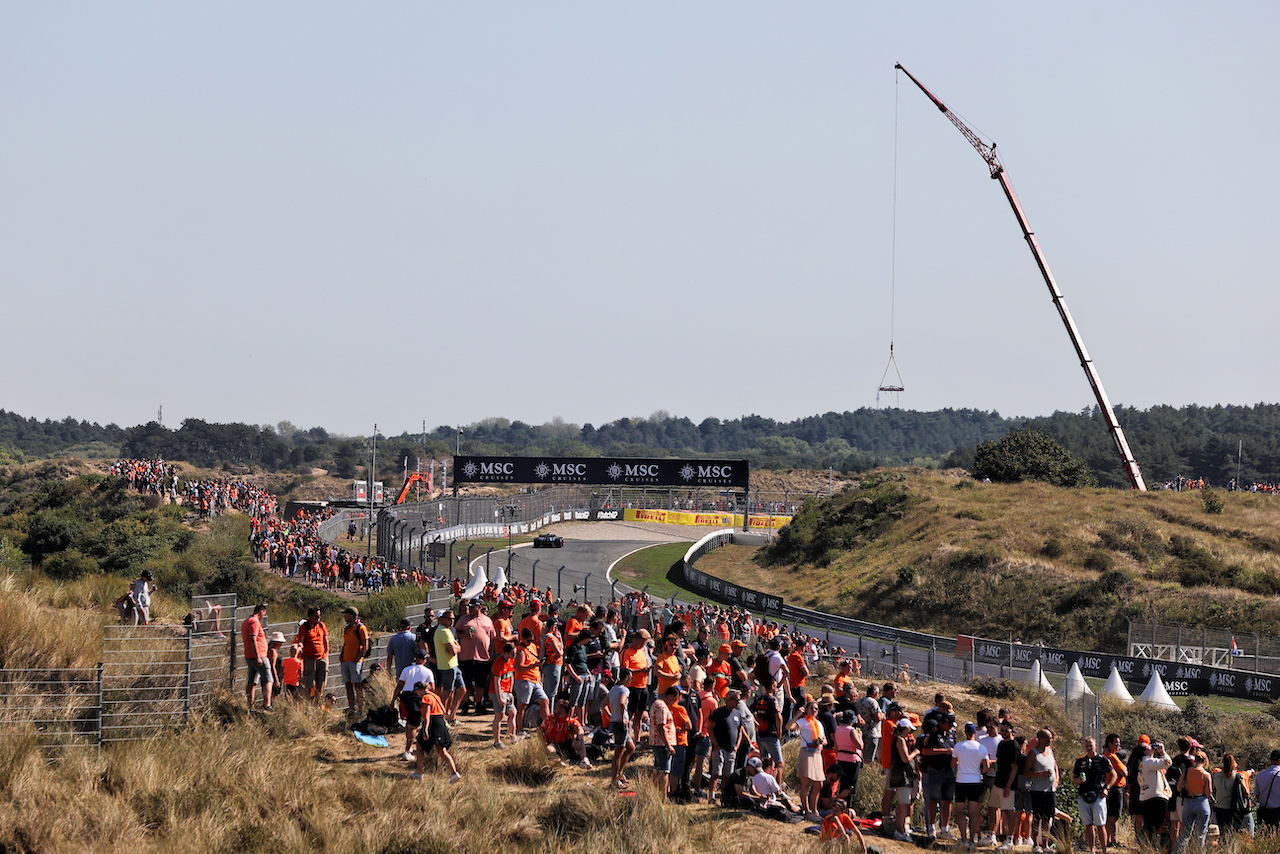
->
<box><xmin>544</xmin><ymin>520</ymin><xmax>731</xmax><ymax>543</ymax></box>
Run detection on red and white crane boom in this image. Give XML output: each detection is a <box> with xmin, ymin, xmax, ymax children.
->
<box><xmin>895</xmin><ymin>64</ymin><xmax>1146</xmax><ymax>491</ymax></box>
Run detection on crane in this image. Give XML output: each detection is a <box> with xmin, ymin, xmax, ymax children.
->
<box><xmin>895</xmin><ymin>64</ymin><xmax>1146</xmax><ymax>491</ymax></box>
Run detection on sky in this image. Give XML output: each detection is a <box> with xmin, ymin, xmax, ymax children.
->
<box><xmin>2</xmin><ymin>3</ymin><xmax>1277</xmax><ymax>438</ymax></box>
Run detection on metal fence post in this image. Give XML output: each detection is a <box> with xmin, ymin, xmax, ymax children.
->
<box><xmin>928</xmin><ymin>641</ymin><xmax>936</xmax><ymax>680</ymax></box>
<box><xmin>531</xmin><ymin>560</ymin><xmax>539</xmax><ymax>591</ymax></box>
<box><xmin>558</xmin><ymin>566</ymin><xmax>566</xmax><ymax>601</ymax></box>
<box><xmin>184</xmin><ymin>627</ymin><xmax>193</xmax><ymax>725</ymax></box>
<box><xmin>95</xmin><ymin>661</ymin><xmax>104</xmax><ymax>750</ymax></box>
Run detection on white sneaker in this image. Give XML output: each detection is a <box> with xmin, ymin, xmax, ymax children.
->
<box><xmin>449</xmin><ymin>772</ymin><xmax>461</xmax><ymax>784</ymax></box>
<box><xmin>401</xmin><ymin>751</ymin><xmax>414</xmax><ymax>762</ymax></box>
<box><xmin>578</xmin><ymin>758</ymin><xmax>592</xmax><ymax>768</ymax></box>
<box><xmin>928</xmin><ymin>826</ymin><xmax>938</xmax><ymax>839</ymax></box>
<box><xmin>997</xmin><ymin>841</ymin><xmax>1014</xmax><ymax>850</ymax></box>
<box><xmin>980</xmin><ymin>834</ymin><xmax>998</xmax><ymax>847</ymax></box>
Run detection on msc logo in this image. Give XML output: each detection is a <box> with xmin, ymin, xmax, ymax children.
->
<box><xmin>626</xmin><ymin>464</ymin><xmax>658</xmax><ymax>477</ymax></box>
<box><xmin>700</xmin><ymin>465</ymin><xmax>733</xmax><ymax>478</ymax></box>
<box><xmin>1166</xmin><ymin>681</ymin><xmax>1189</xmax><ymax>694</ymax></box>
<box><xmin>978</xmin><ymin>644</ymin><xmax>1004</xmax><ymax>659</ymax></box>
<box><xmin>474</xmin><ymin>462</ymin><xmax>513</xmax><ymax>477</ymax></box>
<box><xmin>1045</xmin><ymin>652</ymin><xmax>1065</xmax><ymax>666</ymax></box>
<box><xmin>1211</xmin><ymin>672</ymin><xmax>1235</xmax><ymax>688</ymax></box>
<box><xmin>554</xmin><ymin>463</ymin><xmax>586</xmax><ymax>476</ymax></box>
<box><xmin>1080</xmin><ymin>656</ymin><xmax>1102</xmax><ymax>672</ymax></box>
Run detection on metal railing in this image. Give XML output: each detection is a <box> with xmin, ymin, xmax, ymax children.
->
<box><xmin>1127</xmin><ymin>619</ymin><xmax>1276</xmax><ymax>673</ymax></box>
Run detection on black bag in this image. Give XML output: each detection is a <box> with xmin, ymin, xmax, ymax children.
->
<box><xmin>1233</xmin><ymin>774</ymin><xmax>1252</xmax><ymax>817</ymax></box>
<box><xmin>1081</xmin><ymin>789</ymin><xmax>1100</xmax><ymax>805</ymax></box>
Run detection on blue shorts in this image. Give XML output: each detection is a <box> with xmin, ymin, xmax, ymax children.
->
<box><xmin>693</xmin><ymin>734</ymin><xmax>711</xmax><ymax>758</ymax></box>
<box><xmin>438</xmin><ymin>667</ymin><xmax>463</xmax><ymax>691</ymax></box>
<box><xmin>340</xmin><ymin>660</ymin><xmax>363</xmax><ymax>684</ymax></box>
<box><xmin>514</xmin><ymin>679</ymin><xmax>548</xmax><ymax>706</ymax></box>
<box><xmin>653</xmin><ymin>744</ymin><xmax>672</xmax><ymax>773</ymax></box>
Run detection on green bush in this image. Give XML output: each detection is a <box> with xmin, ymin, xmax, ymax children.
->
<box><xmin>969</xmin><ymin>677</ymin><xmax>1023</xmax><ymax>700</ymax></box>
<box><xmin>1042</xmin><ymin>538</ymin><xmax>1065</xmax><ymax>559</ymax></box>
<box><xmin>41</xmin><ymin>548</ymin><xmax>99</xmax><ymax>580</ymax></box>
<box><xmin>971</xmin><ymin>429</ymin><xmax>1097</xmax><ymax>488</ymax></box>
<box><xmin>1084</xmin><ymin>550</ymin><xmax>1114</xmax><ymax>572</ymax></box>
<box><xmin>1202</xmin><ymin>487</ymin><xmax>1225</xmax><ymax>515</ymax></box>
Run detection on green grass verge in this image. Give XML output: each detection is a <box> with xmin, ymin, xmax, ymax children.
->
<box><xmin>610</xmin><ymin>542</ymin><xmax>689</xmax><ymax>600</ymax></box>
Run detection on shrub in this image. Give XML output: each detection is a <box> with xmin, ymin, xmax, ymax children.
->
<box><xmin>490</xmin><ymin>740</ymin><xmax>559</xmax><ymax>786</ymax></box>
<box><xmin>1042</xmin><ymin>538</ymin><xmax>1065</xmax><ymax>559</ymax></box>
<box><xmin>1084</xmin><ymin>551</ymin><xmax>1114</xmax><ymax>572</ymax></box>
<box><xmin>1202</xmin><ymin>488</ymin><xmax>1225</xmax><ymax>515</ymax></box>
<box><xmin>971</xmin><ymin>429</ymin><xmax>1097</xmax><ymax>487</ymax></box>
<box><xmin>41</xmin><ymin>548</ymin><xmax>99</xmax><ymax>580</ymax></box>
<box><xmin>969</xmin><ymin>677</ymin><xmax>1022</xmax><ymax>700</ymax></box>
<box><xmin>948</xmin><ymin>548</ymin><xmax>1000</xmax><ymax>572</ymax></box>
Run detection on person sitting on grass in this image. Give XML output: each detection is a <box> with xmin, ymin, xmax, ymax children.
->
<box><xmin>409</xmin><ymin>681</ymin><xmax>460</xmax><ymax>784</ymax></box>
<box><xmin>820</xmin><ymin>799</ymin><xmax>868</xmax><ymax>854</ymax></box>
<box><xmin>541</xmin><ymin>697</ymin><xmax>590</xmax><ymax>768</ymax></box>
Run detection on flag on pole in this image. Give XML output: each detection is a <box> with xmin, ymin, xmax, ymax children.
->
<box><xmin>1231</xmin><ymin>636</ymin><xmax>1241</xmax><ymax>656</ymax></box>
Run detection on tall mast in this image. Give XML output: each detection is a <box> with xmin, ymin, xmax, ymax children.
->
<box><xmin>895</xmin><ymin>64</ymin><xmax>1146</xmax><ymax>490</ymax></box>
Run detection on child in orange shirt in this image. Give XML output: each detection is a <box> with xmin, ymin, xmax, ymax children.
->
<box><xmin>410</xmin><ymin>682</ymin><xmax>460</xmax><ymax>783</ymax></box>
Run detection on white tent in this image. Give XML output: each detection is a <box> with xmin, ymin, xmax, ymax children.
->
<box><xmin>1060</xmin><ymin>662</ymin><xmax>1095</xmax><ymax>700</ymax></box>
<box><xmin>1027</xmin><ymin>659</ymin><xmax>1056</xmax><ymax>694</ymax></box>
<box><xmin>1137</xmin><ymin>670</ymin><xmax>1180</xmax><ymax>711</ymax></box>
<box><xmin>1100</xmin><ymin>665</ymin><xmax>1135</xmax><ymax>704</ymax></box>
<box><xmin>460</xmin><ymin>564</ymin><xmax>487</xmax><ymax>602</ymax></box>
<box><xmin>491</xmin><ymin>563</ymin><xmax>508</xmax><ymax>595</ymax></box>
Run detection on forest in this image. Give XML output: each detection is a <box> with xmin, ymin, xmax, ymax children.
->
<box><xmin>3</xmin><ymin>403</ymin><xmax>1280</xmax><ymax>489</ymax></box>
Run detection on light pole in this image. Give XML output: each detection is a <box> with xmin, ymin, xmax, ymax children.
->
<box><xmin>366</xmin><ymin>424</ymin><xmax>377</xmax><ymax>560</ymax></box>
<box><xmin>453</xmin><ymin>426</ymin><xmax>464</xmax><ymax>526</ymax></box>
<box><xmin>500</xmin><ymin>503</ymin><xmax>520</xmax><ymax>565</ymax></box>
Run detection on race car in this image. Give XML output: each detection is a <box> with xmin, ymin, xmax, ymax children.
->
<box><xmin>533</xmin><ymin>533</ymin><xmax>564</xmax><ymax>548</ymax></box>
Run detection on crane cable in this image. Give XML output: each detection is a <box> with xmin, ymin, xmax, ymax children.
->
<box><xmin>879</xmin><ymin>70</ymin><xmax>905</xmax><ymax>401</ymax></box>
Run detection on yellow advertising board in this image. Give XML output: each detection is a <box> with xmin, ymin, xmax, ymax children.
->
<box><xmin>622</xmin><ymin>508</ymin><xmax>790</xmax><ymax>528</ymax></box>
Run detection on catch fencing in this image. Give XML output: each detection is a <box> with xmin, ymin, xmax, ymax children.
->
<box><xmin>1127</xmin><ymin>619</ymin><xmax>1280</xmax><ymax>674</ymax></box>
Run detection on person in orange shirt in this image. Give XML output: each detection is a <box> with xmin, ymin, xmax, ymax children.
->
<box><xmin>514</xmin><ymin>628</ymin><xmax>550</xmax><ymax>732</ymax></box>
<box><xmin>540</xmin><ymin>697</ymin><xmax>590</xmax><ymax>767</ymax></box>
<box><xmin>518</xmin><ymin>600</ymin><xmax>545</xmax><ymax>646</ymax></box>
<box><xmin>655</xmin><ymin>637</ymin><xmax>682</xmax><ymax>696</ymax></box>
<box><xmin>292</xmin><ymin>608</ymin><xmax>329</xmax><ymax>703</ymax></box>
<box><xmin>280</xmin><ymin>644</ymin><xmax>303</xmax><ymax>700</ymax></box>
<box><xmin>494</xmin><ymin>600</ymin><xmax>517</xmax><ymax>650</ymax></box>
<box><xmin>821</xmin><ymin>799</ymin><xmax>867</xmax><ymax>853</ymax></box>
<box><xmin>490</xmin><ymin>642</ymin><xmax>518</xmax><ymax>748</ymax></box>
<box><xmin>409</xmin><ymin>681</ymin><xmax>460</xmax><ymax>783</ymax></box>
<box><xmin>665</xmin><ymin>685</ymin><xmax>692</xmax><ymax>798</ymax></box>
<box><xmin>708</xmin><ymin>644</ymin><xmax>733</xmax><ymax>699</ymax></box>
<box><xmin>621</xmin><ymin>629</ymin><xmax>653</xmax><ymax>744</ymax></box>
<box><xmin>542</xmin><ymin>620</ymin><xmax>564</xmax><ymax>706</ymax></box>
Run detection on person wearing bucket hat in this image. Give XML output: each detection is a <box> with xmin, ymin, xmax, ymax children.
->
<box><xmin>266</xmin><ymin>631</ymin><xmax>287</xmax><ymax>704</ymax></box>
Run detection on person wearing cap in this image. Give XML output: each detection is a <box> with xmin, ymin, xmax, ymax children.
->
<box><xmin>921</xmin><ymin>706</ymin><xmax>958</xmax><ymax>839</ymax></box>
<box><xmin>340</xmin><ymin>606</ymin><xmax>370</xmax><ymax>716</ymax></box>
<box><xmin>821</xmin><ymin>798</ymin><xmax>867</xmax><ymax>854</ymax></box>
<box><xmin>408</xmin><ymin>679</ymin><xmax>460</xmax><ymax>784</ymax></box>
<box><xmin>1073</xmin><ymin>737</ymin><xmax>1117</xmax><ymax>854</ymax></box>
<box><xmin>954</xmin><ymin>722</ymin><xmax>993</xmax><ymax>850</ymax></box>
<box><xmin>785</xmin><ymin>639</ymin><xmax>809</xmax><ymax>720</ymax></box>
<box><xmin>267</xmin><ymin>630</ymin><xmax>287</xmax><ymax>704</ymax></box>
<box><xmin>121</xmin><ymin>569</ymin><xmax>154</xmax><ymax>626</ymax></box>
<box><xmin>890</xmin><ymin>717</ymin><xmax>921</xmax><ymax>841</ymax></box>
<box><xmin>878</xmin><ymin>701</ymin><xmax>907</xmax><ymax>819</ymax></box>
<box><xmin>292</xmin><ymin>608</ymin><xmax>329</xmax><ymax>703</ymax></box>
<box><xmin>394</xmin><ymin>649</ymin><xmax>435</xmax><ymax>762</ymax></box>
<box><xmin>457</xmin><ymin>599</ymin><xmax>496</xmax><ymax>716</ymax></box>
<box><xmin>242</xmin><ymin>603</ymin><xmax>272</xmax><ymax>711</ymax></box>
<box><xmin>709</xmin><ymin>643</ymin><xmax>734</xmax><ymax>700</ymax></box>
<box><xmin>540</xmin><ymin>697</ymin><xmax>590</xmax><ymax>768</ymax></box>
<box><xmin>432</xmin><ymin>610</ymin><xmax>465</xmax><ymax>723</ymax></box>
<box><xmin>708</xmin><ymin>688</ymin><xmax>747</xmax><ymax>802</ymax></box>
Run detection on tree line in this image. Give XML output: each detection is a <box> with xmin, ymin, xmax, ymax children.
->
<box><xmin>5</xmin><ymin>404</ymin><xmax>1280</xmax><ymax>489</ymax></box>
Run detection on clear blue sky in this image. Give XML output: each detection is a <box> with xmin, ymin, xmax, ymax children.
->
<box><xmin>2</xmin><ymin>3</ymin><xmax>1276</xmax><ymax>437</ymax></box>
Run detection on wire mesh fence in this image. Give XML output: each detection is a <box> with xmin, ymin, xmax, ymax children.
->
<box><xmin>100</xmin><ymin>625</ymin><xmax>191</xmax><ymax>743</ymax></box>
<box><xmin>0</xmin><ymin>666</ymin><xmax>101</xmax><ymax>749</ymax></box>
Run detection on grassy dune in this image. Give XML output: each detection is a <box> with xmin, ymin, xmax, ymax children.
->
<box><xmin>701</xmin><ymin>469</ymin><xmax>1280</xmax><ymax>651</ymax></box>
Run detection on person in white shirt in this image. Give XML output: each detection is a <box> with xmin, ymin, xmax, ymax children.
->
<box><xmin>394</xmin><ymin>650</ymin><xmax>435</xmax><ymax>761</ymax></box>
<box><xmin>953</xmin><ymin>723</ymin><xmax>992</xmax><ymax>850</ymax></box>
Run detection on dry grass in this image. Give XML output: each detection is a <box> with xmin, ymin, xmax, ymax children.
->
<box><xmin>698</xmin><ymin>470</ymin><xmax>1280</xmax><ymax>649</ymax></box>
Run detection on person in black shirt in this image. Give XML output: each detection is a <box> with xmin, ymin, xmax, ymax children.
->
<box><xmin>1073</xmin><ymin>737</ymin><xmax>1118</xmax><ymax>854</ymax></box>
<box><xmin>993</xmin><ymin>722</ymin><xmax>1021</xmax><ymax>848</ymax></box>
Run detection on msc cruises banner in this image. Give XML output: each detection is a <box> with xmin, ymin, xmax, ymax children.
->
<box><xmin>956</xmin><ymin>636</ymin><xmax>1280</xmax><ymax>702</ymax></box>
<box><xmin>452</xmin><ymin>456</ymin><xmax>750</xmax><ymax>489</ymax></box>
<box><xmin>683</xmin><ymin>562</ymin><xmax>785</xmax><ymax>616</ymax></box>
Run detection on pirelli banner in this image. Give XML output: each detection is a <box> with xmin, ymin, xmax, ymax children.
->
<box><xmin>452</xmin><ymin>456</ymin><xmax>749</xmax><ymax>488</ymax></box>
<box><xmin>624</xmin><ymin>508</ymin><xmax>792</xmax><ymax>528</ymax></box>
<box><xmin>957</xmin><ymin>636</ymin><xmax>1280</xmax><ymax>702</ymax></box>
<box><xmin>683</xmin><ymin>562</ymin><xmax>784</xmax><ymax>616</ymax></box>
